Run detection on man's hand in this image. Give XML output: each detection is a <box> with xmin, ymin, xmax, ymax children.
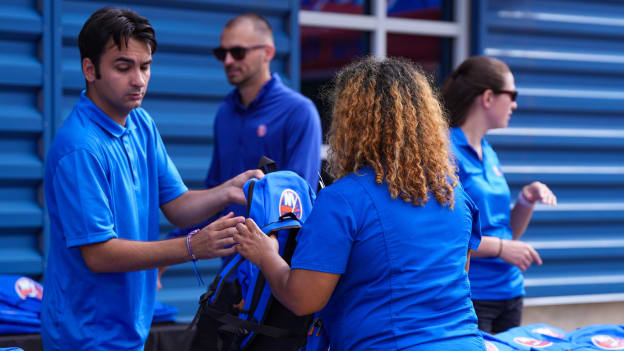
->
<box><xmin>233</xmin><ymin>218</ymin><xmax>279</xmax><ymax>269</ymax></box>
<box><xmin>222</xmin><ymin>169</ymin><xmax>265</xmax><ymax>205</ymax></box>
<box><xmin>522</xmin><ymin>181</ymin><xmax>557</xmax><ymax>206</ymax></box>
<box><xmin>499</xmin><ymin>239</ymin><xmax>543</xmax><ymax>272</ymax></box>
<box><xmin>191</xmin><ymin>212</ymin><xmax>245</xmax><ymax>259</ymax></box>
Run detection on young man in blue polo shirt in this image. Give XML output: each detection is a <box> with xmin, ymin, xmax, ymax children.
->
<box><xmin>41</xmin><ymin>8</ymin><xmax>262</xmax><ymax>351</ymax></box>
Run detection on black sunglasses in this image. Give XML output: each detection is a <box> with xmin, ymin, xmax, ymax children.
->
<box><xmin>213</xmin><ymin>45</ymin><xmax>265</xmax><ymax>61</ymax></box>
<box><xmin>494</xmin><ymin>89</ymin><xmax>518</xmax><ymax>102</ymax></box>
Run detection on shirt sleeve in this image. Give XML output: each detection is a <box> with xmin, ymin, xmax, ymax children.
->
<box><xmin>52</xmin><ymin>150</ymin><xmax>117</xmax><ymax>248</ymax></box>
<box><xmin>284</xmin><ymin>99</ymin><xmax>322</xmax><ymax>189</ymax></box>
<box><xmin>154</xmin><ymin>124</ymin><xmax>188</xmax><ymax>205</ymax></box>
<box><xmin>465</xmin><ymin>192</ymin><xmax>483</xmax><ymax>251</ymax></box>
<box><xmin>291</xmin><ymin>187</ymin><xmax>356</xmax><ymax>274</ymax></box>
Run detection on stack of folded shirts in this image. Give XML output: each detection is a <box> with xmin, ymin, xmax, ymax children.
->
<box><xmin>0</xmin><ymin>275</ymin><xmax>43</xmax><ymax>334</ymax></box>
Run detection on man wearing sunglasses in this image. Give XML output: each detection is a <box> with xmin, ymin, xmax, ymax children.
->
<box><xmin>173</xmin><ymin>13</ymin><xmax>322</xmax><ymax>350</ymax></box>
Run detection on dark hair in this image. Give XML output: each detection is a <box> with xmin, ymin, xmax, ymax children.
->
<box><xmin>78</xmin><ymin>7</ymin><xmax>157</xmax><ymax>79</ymax></box>
<box><xmin>224</xmin><ymin>13</ymin><xmax>273</xmax><ymax>38</ymax></box>
<box><xmin>327</xmin><ymin>56</ymin><xmax>457</xmax><ymax>208</ymax></box>
<box><xmin>441</xmin><ymin>56</ymin><xmax>510</xmax><ymax>127</ymax></box>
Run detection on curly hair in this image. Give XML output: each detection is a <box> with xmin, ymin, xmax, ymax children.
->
<box><xmin>326</xmin><ymin>56</ymin><xmax>457</xmax><ymax>208</ymax></box>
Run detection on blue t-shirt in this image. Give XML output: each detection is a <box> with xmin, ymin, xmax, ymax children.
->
<box><xmin>291</xmin><ymin>167</ymin><xmax>484</xmax><ymax>351</ymax></box>
<box><xmin>450</xmin><ymin>127</ymin><xmax>524</xmax><ymax>300</ymax></box>
<box><xmin>41</xmin><ymin>92</ymin><xmax>187</xmax><ymax>350</ymax></box>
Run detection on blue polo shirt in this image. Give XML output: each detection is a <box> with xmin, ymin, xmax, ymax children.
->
<box><xmin>206</xmin><ymin>73</ymin><xmax>321</xmax><ymax>214</ymax></box>
<box><xmin>450</xmin><ymin>127</ymin><xmax>524</xmax><ymax>300</ymax></box>
<box><xmin>169</xmin><ymin>74</ymin><xmax>321</xmax><ymax>259</ymax></box>
<box><xmin>291</xmin><ymin>167</ymin><xmax>484</xmax><ymax>351</ymax></box>
<box><xmin>42</xmin><ymin>92</ymin><xmax>187</xmax><ymax>351</ymax></box>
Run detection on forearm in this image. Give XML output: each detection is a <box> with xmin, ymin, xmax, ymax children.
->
<box><xmin>471</xmin><ymin>236</ymin><xmax>504</xmax><ymax>258</ymax></box>
<box><xmin>80</xmin><ymin>237</ymin><xmax>190</xmax><ymax>273</ymax></box>
<box><xmin>162</xmin><ymin>187</ymin><xmax>232</xmax><ymax>228</ymax></box>
<box><xmin>510</xmin><ymin>202</ymin><xmax>534</xmax><ymax>239</ymax></box>
<box><xmin>258</xmin><ymin>252</ymin><xmax>305</xmax><ymax>314</ymax></box>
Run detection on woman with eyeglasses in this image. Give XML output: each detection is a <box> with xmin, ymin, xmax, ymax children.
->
<box><xmin>233</xmin><ymin>57</ymin><xmax>486</xmax><ymax>350</ymax></box>
<box><xmin>442</xmin><ymin>56</ymin><xmax>557</xmax><ymax>334</ymax></box>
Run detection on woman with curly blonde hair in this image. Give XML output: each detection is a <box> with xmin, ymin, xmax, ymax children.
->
<box><xmin>234</xmin><ymin>57</ymin><xmax>485</xmax><ymax>350</ymax></box>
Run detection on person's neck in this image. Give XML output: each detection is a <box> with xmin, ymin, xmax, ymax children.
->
<box><xmin>86</xmin><ymin>90</ymin><xmax>128</xmax><ymax>127</ymax></box>
<box><xmin>460</xmin><ymin>114</ymin><xmax>488</xmax><ymax>160</ymax></box>
<box><xmin>238</xmin><ymin>71</ymin><xmax>272</xmax><ymax>108</ymax></box>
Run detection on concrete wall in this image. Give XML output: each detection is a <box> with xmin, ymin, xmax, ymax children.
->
<box><xmin>523</xmin><ymin>303</ymin><xmax>624</xmax><ymax>331</ymax></box>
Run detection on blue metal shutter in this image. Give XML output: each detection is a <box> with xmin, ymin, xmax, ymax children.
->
<box><xmin>472</xmin><ymin>0</ymin><xmax>624</xmax><ymax>301</ymax></box>
<box><xmin>0</xmin><ymin>0</ymin><xmax>49</xmax><ymax>276</ymax></box>
<box><xmin>57</xmin><ymin>0</ymin><xmax>298</xmax><ymax>321</ymax></box>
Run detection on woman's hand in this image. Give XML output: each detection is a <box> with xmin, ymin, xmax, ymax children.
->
<box><xmin>234</xmin><ymin>218</ymin><xmax>279</xmax><ymax>269</ymax></box>
<box><xmin>499</xmin><ymin>239</ymin><xmax>542</xmax><ymax>272</ymax></box>
<box><xmin>522</xmin><ymin>181</ymin><xmax>557</xmax><ymax>206</ymax></box>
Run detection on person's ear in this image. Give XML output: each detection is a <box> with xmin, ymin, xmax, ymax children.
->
<box><xmin>264</xmin><ymin>45</ymin><xmax>275</xmax><ymax>63</ymax></box>
<box><xmin>481</xmin><ymin>89</ymin><xmax>494</xmax><ymax>109</ymax></box>
<box><xmin>82</xmin><ymin>58</ymin><xmax>97</xmax><ymax>83</ymax></box>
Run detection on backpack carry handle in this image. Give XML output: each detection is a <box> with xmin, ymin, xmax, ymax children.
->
<box><xmin>257</xmin><ymin>156</ymin><xmax>277</xmax><ymax>174</ymax></box>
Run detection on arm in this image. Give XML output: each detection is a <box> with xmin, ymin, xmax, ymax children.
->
<box><xmin>471</xmin><ymin>235</ymin><xmax>543</xmax><ymax>272</ymax></box>
<box><xmin>510</xmin><ymin>181</ymin><xmax>557</xmax><ymax>239</ymax></box>
<box><xmin>234</xmin><ymin>218</ymin><xmax>340</xmax><ymax>316</ymax></box>
<box><xmin>161</xmin><ymin>169</ymin><xmax>263</xmax><ymax>228</ymax></box>
<box><xmin>80</xmin><ymin>213</ymin><xmax>244</xmax><ymax>273</ymax></box>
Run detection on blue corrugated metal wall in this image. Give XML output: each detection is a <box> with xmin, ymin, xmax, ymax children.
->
<box><xmin>0</xmin><ymin>1</ymin><xmax>47</xmax><ymax>276</ymax></box>
<box><xmin>473</xmin><ymin>0</ymin><xmax>624</xmax><ymax>300</ymax></box>
<box><xmin>0</xmin><ymin>0</ymin><xmax>297</xmax><ymax>322</ymax></box>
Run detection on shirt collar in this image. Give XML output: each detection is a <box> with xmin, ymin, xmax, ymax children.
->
<box><xmin>79</xmin><ymin>90</ymin><xmax>137</xmax><ymax>138</ymax></box>
<box><xmin>450</xmin><ymin>127</ymin><xmax>470</xmax><ymax>148</ymax></box>
<box><xmin>232</xmin><ymin>73</ymin><xmax>280</xmax><ymax>111</ymax></box>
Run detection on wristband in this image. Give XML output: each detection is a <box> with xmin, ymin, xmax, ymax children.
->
<box><xmin>517</xmin><ymin>192</ymin><xmax>535</xmax><ymax>208</ymax></box>
<box><xmin>495</xmin><ymin>237</ymin><xmax>504</xmax><ymax>258</ymax></box>
<box><xmin>186</xmin><ymin>229</ymin><xmax>199</xmax><ymax>261</ymax></box>
<box><xmin>186</xmin><ymin>229</ymin><xmax>204</xmax><ymax>286</ymax></box>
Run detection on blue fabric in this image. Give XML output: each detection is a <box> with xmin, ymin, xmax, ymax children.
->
<box><xmin>42</xmin><ymin>92</ymin><xmax>187</xmax><ymax>351</ymax></box>
<box><xmin>291</xmin><ymin>167</ymin><xmax>484</xmax><ymax>351</ymax></box>
<box><xmin>169</xmin><ymin>74</ymin><xmax>322</xmax><ymax>243</ymax></box>
<box><xmin>0</xmin><ymin>276</ymin><xmax>42</xmax><ymax>314</ymax></box>
<box><xmin>569</xmin><ymin>324</ymin><xmax>624</xmax><ymax>350</ymax></box>
<box><xmin>482</xmin><ymin>332</ymin><xmax>522</xmax><ymax>351</ymax></box>
<box><xmin>494</xmin><ymin>324</ymin><xmax>573</xmax><ymax>351</ymax></box>
<box><xmin>152</xmin><ymin>301</ymin><xmax>178</xmax><ymax>324</ymax></box>
<box><xmin>450</xmin><ymin>127</ymin><xmax>524</xmax><ymax>300</ymax></box>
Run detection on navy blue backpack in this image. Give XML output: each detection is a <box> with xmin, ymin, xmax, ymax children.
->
<box><xmin>190</xmin><ymin>160</ymin><xmax>325</xmax><ymax>350</ymax></box>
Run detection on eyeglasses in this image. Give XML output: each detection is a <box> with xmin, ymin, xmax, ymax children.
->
<box><xmin>213</xmin><ymin>45</ymin><xmax>266</xmax><ymax>61</ymax></box>
<box><xmin>494</xmin><ymin>89</ymin><xmax>518</xmax><ymax>102</ymax></box>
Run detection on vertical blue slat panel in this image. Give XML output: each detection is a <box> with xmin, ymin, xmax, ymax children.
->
<box><xmin>0</xmin><ymin>0</ymin><xmax>45</xmax><ymax>276</ymax></box>
<box><xmin>57</xmin><ymin>0</ymin><xmax>297</xmax><ymax>321</ymax></box>
<box><xmin>473</xmin><ymin>0</ymin><xmax>624</xmax><ymax>299</ymax></box>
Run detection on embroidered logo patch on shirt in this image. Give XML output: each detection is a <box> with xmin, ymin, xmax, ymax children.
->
<box><xmin>15</xmin><ymin>277</ymin><xmax>43</xmax><ymax>300</ymax></box>
<box><xmin>492</xmin><ymin>165</ymin><xmax>502</xmax><ymax>177</ymax></box>
<box><xmin>591</xmin><ymin>335</ymin><xmax>624</xmax><ymax>350</ymax></box>
<box><xmin>513</xmin><ymin>337</ymin><xmax>553</xmax><ymax>348</ymax></box>
<box><xmin>257</xmin><ymin>124</ymin><xmax>267</xmax><ymax>137</ymax></box>
<box><xmin>279</xmin><ymin>189</ymin><xmax>302</xmax><ymax>219</ymax></box>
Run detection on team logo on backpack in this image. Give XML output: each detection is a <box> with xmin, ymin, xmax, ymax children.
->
<box><xmin>279</xmin><ymin>189</ymin><xmax>303</xmax><ymax>219</ymax></box>
<box><xmin>14</xmin><ymin>277</ymin><xmax>43</xmax><ymax>300</ymax></box>
<box><xmin>533</xmin><ymin>327</ymin><xmax>565</xmax><ymax>339</ymax></box>
<box><xmin>591</xmin><ymin>335</ymin><xmax>624</xmax><ymax>350</ymax></box>
<box><xmin>513</xmin><ymin>337</ymin><xmax>553</xmax><ymax>348</ymax></box>
<box><xmin>485</xmin><ymin>341</ymin><xmax>499</xmax><ymax>351</ymax></box>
